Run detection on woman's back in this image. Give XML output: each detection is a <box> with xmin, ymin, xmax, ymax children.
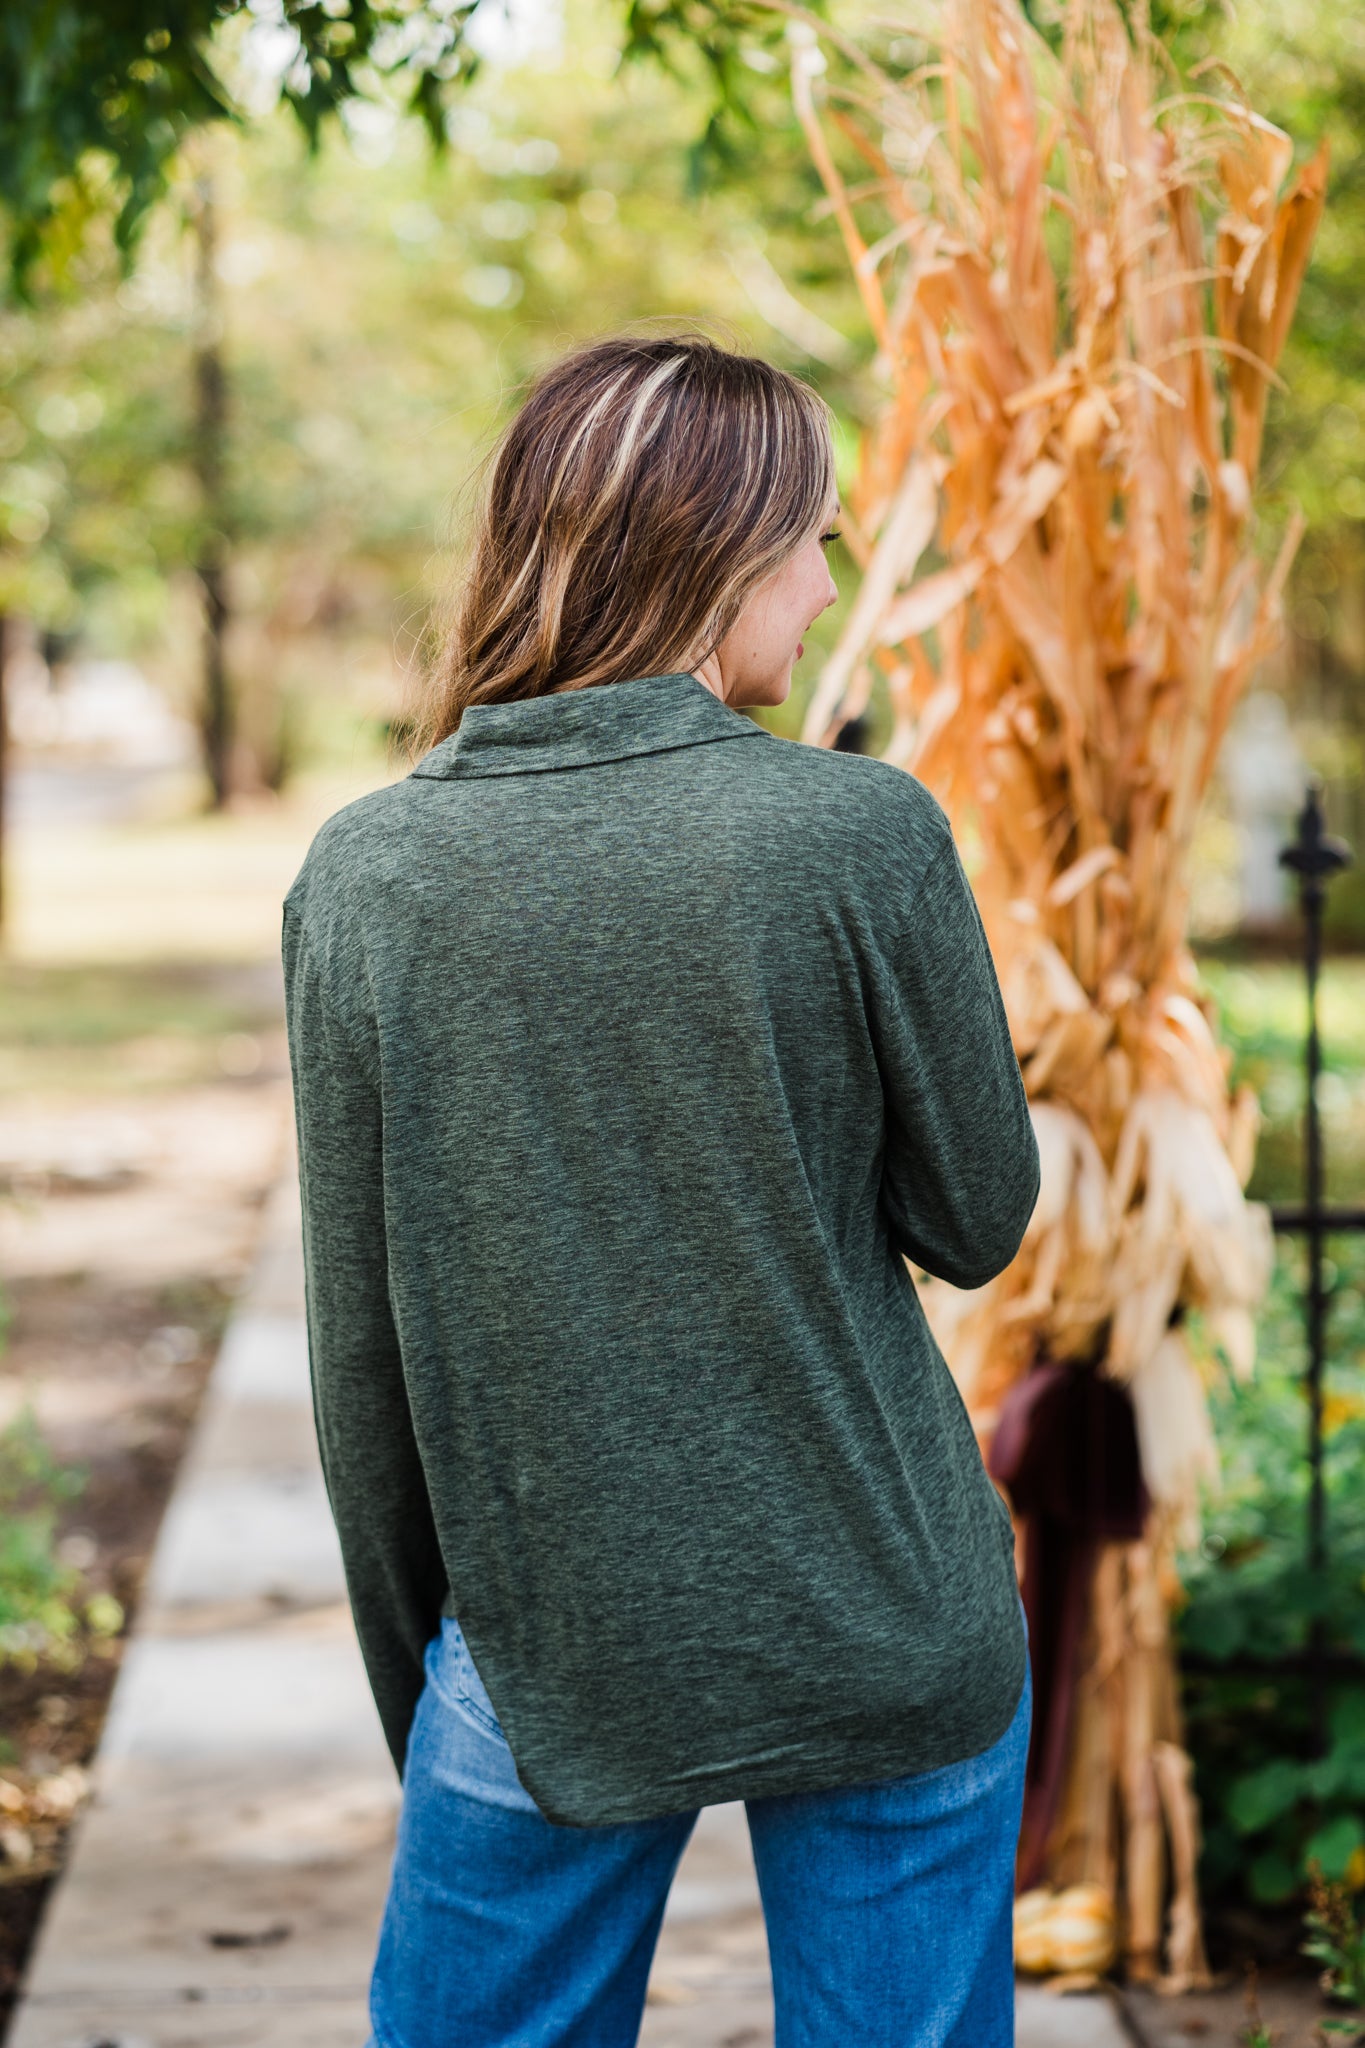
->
<box><xmin>284</xmin><ymin>666</ymin><xmax>1038</xmax><ymax>1827</ymax></box>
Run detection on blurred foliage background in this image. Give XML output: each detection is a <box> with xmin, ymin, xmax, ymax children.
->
<box><xmin>1</xmin><ymin>0</ymin><xmax>1362</xmax><ymax>875</ymax></box>
<box><xmin>0</xmin><ymin>0</ymin><xmax>867</xmax><ymax>808</ymax></box>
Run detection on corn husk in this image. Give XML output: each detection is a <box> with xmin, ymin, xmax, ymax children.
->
<box><xmin>1014</xmin><ymin>1883</ymin><xmax>1119</xmax><ymax>1978</ymax></box>
<box><xmin>783</xmin><ymin>0</ymin><xmax>1323</xmax><ymax>1979</ymax></box>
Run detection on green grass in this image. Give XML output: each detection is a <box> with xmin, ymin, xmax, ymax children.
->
<box><xmin>0</xmin><ymin>961</ymin><xmax>283</xmax><ymax>1094</ymax></box>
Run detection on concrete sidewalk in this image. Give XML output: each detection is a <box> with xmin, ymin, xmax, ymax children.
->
<box><xmin>7</xmin><ymin>1163</ymin><xmax>1126</xmax><ymax>2048</ymax></box>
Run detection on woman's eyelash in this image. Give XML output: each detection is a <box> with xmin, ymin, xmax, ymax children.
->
<box><xmin>820</xmin><ymin>529</ymin><xmax>841</xmax><ymax>547</ymax></box>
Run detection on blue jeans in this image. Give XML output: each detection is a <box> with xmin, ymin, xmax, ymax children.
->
<box><xmin>367</xmin><ymin>1612</ymin><xmax>1031</xmax><ymax>2048</ymax></box>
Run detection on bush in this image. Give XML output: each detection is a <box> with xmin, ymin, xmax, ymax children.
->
<box><xmin>0</xmin><ymin>1409</ymin><xmax>89</xmax><ymax>1673</ymax></box>
<box><xmin>1178</xmin><ymin>960</ymin><xmax>1365</xmax><ymax>1918</ymax></box>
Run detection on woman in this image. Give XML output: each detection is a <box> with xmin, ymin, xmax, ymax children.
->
<box><xmin>284</xmin><ymin>332</ymin><xmax>1040</xmax><ymax>2048</ymax></box>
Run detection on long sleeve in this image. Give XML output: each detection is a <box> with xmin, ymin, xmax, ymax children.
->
<box><xmin>873</xmin><ymin>831</ymin><xmax>1040</xmax><ymax>1290</ymax></box>
<box><xmin>282</xmin><ymin>906</ymin><xmax>448</xmax><ymax>1779</ymax></box>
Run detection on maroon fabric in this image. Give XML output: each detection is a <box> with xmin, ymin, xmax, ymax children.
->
<box><xmin>989</xmin><ymin>1359</ymin><xmax>1148</xmax><ymax>1887</ymax></box>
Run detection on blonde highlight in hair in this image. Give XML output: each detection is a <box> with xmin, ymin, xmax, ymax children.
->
<box><xmin>410</xmin><ymin>333</ymin><xmax>836</xmax><ymax>749</ymax></box>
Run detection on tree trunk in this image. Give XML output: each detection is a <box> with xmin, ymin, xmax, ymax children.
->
<box><xmin>0</xmin><ymin>611</ymin><xmax>8</xmax><ymax>940</ymax></box>
<box><xmin>190</xmin><ymin>169</ymin><xmax>231</xmax><ymax>810</ymax></box>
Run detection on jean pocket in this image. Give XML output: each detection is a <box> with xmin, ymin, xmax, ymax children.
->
<box><xmin>443</xmin><ymin>1619</ymin><xmax>505</xmax><ymax>1740</ymax></box>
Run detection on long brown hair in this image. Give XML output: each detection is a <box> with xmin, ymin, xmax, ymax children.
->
<box><xmin>411</xmin><ymin>332</ymin><xmax>836</xmax><ymax>750</ymax></box>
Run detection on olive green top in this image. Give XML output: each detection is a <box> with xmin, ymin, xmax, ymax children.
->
<box><xmin>282</xmin><ymin>669</ymin><xmax>1039</xmax><ymax>1826</ymax></box>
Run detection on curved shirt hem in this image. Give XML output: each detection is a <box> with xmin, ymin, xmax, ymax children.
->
<box><xmin>517</xmin><ymin>1654</ymin><xmax>1030</xmax><ymax>1829</ymax></box>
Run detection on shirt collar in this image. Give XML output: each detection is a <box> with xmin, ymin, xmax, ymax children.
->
<box><xmin>410</xmin><ymin>671</ymin><xmax>767</xmax><ymax>780</ymax></box>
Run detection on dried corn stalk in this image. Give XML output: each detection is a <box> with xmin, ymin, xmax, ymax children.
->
<box><xmin>782</xmin><ymin>0</ymin><xmax>1325</xmax><ymax>1985</ymax></box>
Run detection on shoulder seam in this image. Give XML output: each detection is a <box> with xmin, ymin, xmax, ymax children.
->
<box><xmin>887</xmin><ymin>827</ymin><xmax>959</xmax><ymax>962</ymax></box>
<box><xmin>284</xmin><ymin>903</ymin><xmax>375</xmax><ymax>1075</ymax></box>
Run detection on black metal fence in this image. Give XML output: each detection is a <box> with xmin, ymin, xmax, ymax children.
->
<box><xmin>1180</xmin><ymin>781</ymin><xmax>1361</xmax><ymax>1750</ymax></box>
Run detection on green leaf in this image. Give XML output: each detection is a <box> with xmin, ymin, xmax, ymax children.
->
<box><xmin>1304</xmin><ymin>1816</ymin><xmax>1365</xmax><ymax>1883</ymax></box>
<box><xmin>1185</xmin><ymin>1600</ymin><xmax>1247</xmax><ymax>1660</ymax></box>
<box><xmin>1250</xmin><ymin>1850</ymin><xmax>1302</xmax><ymax>1904</ymax></box>
<box><xmin>1339</xmin><ymin>1757</ymin><xmax>1365</xmax><ymax>1802</ymax></box>
<box><xmin>1229</xmin><ymin>1759</ymin><xmax>1309</xmax><ymax>1833</ymax></box>
<box><xmin>1331</xmin><ymin>1696</ymin><xmax>1365</xmax><ymax>1749</ymax></box>
<box><xmin>0</xmin><ymin>1</ymin><xmax>488</xmax><ymax>290</ymax></box>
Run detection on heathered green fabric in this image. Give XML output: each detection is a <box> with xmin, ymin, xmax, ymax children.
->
<box><xmin>282</xmin><ymin>669</ymin><xmax>1040</xmax><ymax>1828</ymax></box>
